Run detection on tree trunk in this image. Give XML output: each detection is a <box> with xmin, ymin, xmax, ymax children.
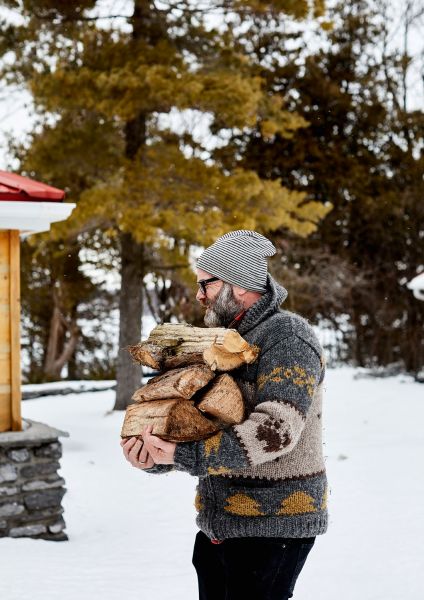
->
<box><xmin>114</xmin><ymin>0</ymin><xmax>164</xmax><ymax>409</ymax></box>
<box><xmin>114</xmin><ymin>232</ymin><xmax>145</xmax><ymax>410</ymax></box>
<box><xmin>44</xmin><ymin>289</ymin><xmax>79</xmax><ymax>381</ymax></box>
<box><xmin>67</xmin><ymin>348</ymin><xmax>79</xmax><ymax>380</ymax></box>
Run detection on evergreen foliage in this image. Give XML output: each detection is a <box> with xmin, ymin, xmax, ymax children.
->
<box><xmin>1</xmin><ymin>0</ymin><xmax>329</xmax><ymax>402</ymax></box>
<box><xmin>227</xmin><ymin>0</ymin><xmax>424</xmax><ymax>375</ymax></box>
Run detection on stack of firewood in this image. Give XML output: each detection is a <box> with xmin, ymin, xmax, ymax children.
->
<box><xmin>120</xmin><ymin>323</ymin><xmax>259</xmax><ymax>442</ymax></box>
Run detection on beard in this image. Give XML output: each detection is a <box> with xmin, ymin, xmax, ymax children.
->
<box><xmin>203</xmin><ymin>283</ymin><xmax>244</xmax><ymax>328</ymax></box>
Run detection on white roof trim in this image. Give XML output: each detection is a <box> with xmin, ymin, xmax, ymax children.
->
<box><xmin>0</xmin><ymin>201</ymin><xmax>76</xmax><ymax>235</ymax></box>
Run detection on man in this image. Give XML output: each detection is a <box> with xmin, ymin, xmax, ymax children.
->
<box><xmin>121</xmin><ymin>230</ymin><xmax>328</xmax><ymax>600</ymax></box>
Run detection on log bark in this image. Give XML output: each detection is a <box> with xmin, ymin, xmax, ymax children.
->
<box><xmin>197</xmin><ymin>374</ymin><xmax>244</xmax><ymax>424</ymax></box>
<box><xmin>128</xmin><ymin>323</ymin><xmax>259</xmax><ymax>371</ymax></box>
<box><xmin>132</xmin><ymin>364</ymin><xmax>214</xmax><ymax>402</ymax></box>
<box><xmin>121</xmin><ymin>399</ymin><xmax>220</xmax><ymax>442</ymax></box>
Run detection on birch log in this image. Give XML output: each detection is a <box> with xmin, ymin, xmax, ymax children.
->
<box><xmin>128</xmin><ymin>323</ymin><xmax>259</xmax><ymax>371</ymax></box>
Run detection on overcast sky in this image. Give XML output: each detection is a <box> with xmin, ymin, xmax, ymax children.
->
<box><xmin>0</xmin><ymin>0</ymin><xmax>422</xmax><ymax>171</ymax></box>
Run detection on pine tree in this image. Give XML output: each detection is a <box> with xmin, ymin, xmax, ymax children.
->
<box><xmin>1</xmin><ymin>1</ymin><xmax>330</xmax><ymax>405</ymax></box>
<box><xmin>228</xmin><ymin>0</ymin><xmax>424</xmax><ymax>374</ymax></box>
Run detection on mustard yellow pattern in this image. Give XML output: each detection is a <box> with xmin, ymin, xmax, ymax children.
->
<box><xmin>257</xmin><ymin>365</ymin><xmax>316</xmax><ymax>398</ymax></box>
<box><xmin>277</xmin><ymin>492</ymin><xmax>317</xmax><ymax>515</ymax></box>
<box><xmin>204</xmin><ymin>430</ymin><xmax>223</xmax><ymax>458</ymax></box>
<box><xmin>208</xmin><ymin>466</ymin><xmax>232</xmax><ymax>476</ymax></box>
<box><xmin>321</xmin><ymin>486</ymin><xmax>328</xmax><ymax>510</ymax></box>
<box><xmin>194</xmin><ymin>492</ymin><xmax>204</xmax><ymax>512</ymax></box>
<box><xmin>257</xmin><ymin>367</ymin><xmax>283</xmax><ymax>391</ymax></box>
<box><xmin>224</xmin><ymin>493</ymin><xmax>264</xmax><ymax>516</ymax></box>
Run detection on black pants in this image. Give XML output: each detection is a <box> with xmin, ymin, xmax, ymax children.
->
<box><xmin>192</xmin><ymin>530</ymin><xmax>315</xmax><ymax>600</ymax></box>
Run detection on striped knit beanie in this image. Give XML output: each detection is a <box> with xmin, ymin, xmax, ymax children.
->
<box><xmin>197</xmin><ymin>230</ymin><xmax>276</xmax><ymax>293</ymax></box>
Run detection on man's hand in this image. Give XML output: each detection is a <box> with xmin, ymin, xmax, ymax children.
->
<box><xmin>120</xmin><ymin>436</ymin><xmax>155</xmax><ymax>470</ymax></box>
<box><xmin>141</xmin><ymin>425</ymin><xmax>176</xmax><ymax>465</ymax></box>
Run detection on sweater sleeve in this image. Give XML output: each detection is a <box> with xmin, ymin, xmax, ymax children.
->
<box><xmin>143</xmin><ymin>464</ymin><xmax>175</xmax><ymax>475</ymax></box>
<box><xmin>173</xmin><ymin>334</ymin><xmax>323</xmax><ymax>477</ymax></box>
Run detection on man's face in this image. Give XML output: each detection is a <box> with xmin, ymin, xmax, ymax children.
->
<box><xmin>196</xmin><ymin>268</ymin><xmax>244</xmax><ymax>327</ymax></box>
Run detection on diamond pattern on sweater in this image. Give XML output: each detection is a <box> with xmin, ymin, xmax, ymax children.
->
<box><xmin>224</xmin><ymin>493</ymin><xmax>264</xmax><ymax>516</ymax></box>
<box><xmin>277</xmin><ymin>491</ymin><xmax>317</xmax><ymax>515</ymax></box>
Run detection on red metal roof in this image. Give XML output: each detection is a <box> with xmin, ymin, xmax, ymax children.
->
<box><xmin>0</xmin><ymin>170</ymin><xmax>65</xmax><ymax>202</ymax></box>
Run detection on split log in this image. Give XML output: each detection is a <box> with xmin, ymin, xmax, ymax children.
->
<box><xmin>203</xmin><ymin>346</ymin><xmax>246</xmax><ymax>372</ymax></box>
<box><xmin>120</xmin><ymin>399</ymin><xmax>220</xmax><ymax>442</ymax></box>
<box><xmin>132</xmin><ymin>364</ymin><xmax>214</xmax><ymax>403</ymax></box>
<box><xmin>128</xmin><ymin>323</ymin><xmax>259</xmax><ymax>371</ymax></box>
<box><xmin>197</xmin><ymin>374</ymin><xmax>244</xmax><ymax>424</ymax></box>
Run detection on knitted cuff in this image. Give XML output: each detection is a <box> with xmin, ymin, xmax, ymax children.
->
<box><xmin>174</xmin><ymin>441</ymin><xmax>199</xmax><ymax>475</ymax></box>
<box><xmin>143</xmin><ymin>464</ymin><xmax>175</xmax><ymax>475</ymax></box>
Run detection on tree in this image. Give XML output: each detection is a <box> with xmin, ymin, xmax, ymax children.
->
<box><xmin>1</xmin><ymin>0</ymin><xmax>330</xmax><ymax>404</ymax></box>
<box><xmin>225</xmin><ymin>0</ymin><xmax>424</xmax><ymax>374</ymax></box>
<box><xmin>20</xmin><ymin>232</ymin><xmax>119</xmax><ymax>382</ymax></box>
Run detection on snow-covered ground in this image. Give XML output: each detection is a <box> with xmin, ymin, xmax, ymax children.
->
<box><xmin>1</xmin><ymin>367</ymin><xmax>423</xmax><ymax>600</ymax></box>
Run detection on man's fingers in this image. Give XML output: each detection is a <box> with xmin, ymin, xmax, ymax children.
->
<box><xmin>142</xmin><ymin>437</ymin><xmax>158</xmax><ymax>461</ymax></box>
<box><xmin>144</xmin><ymin>431</ymin><xmax>172</xmax><ymax>452</ymax></box>
<box><xmin>142</xmin><ymin>425</ymin><xmax>154</xmax><ymax>438</ymax></box>
<box><xmin>120</xmin><ymin>437</ymin><xmax>136</xmax><ymax>449</ymax></box>
<box><xmin>127</xmin><ymin>439</ymin><xmax>144</xmax><ymax>465</ymax></box>
<box><xmin>137</xmin><ymin>443</ymin><xmax>149</xmax><ymax>464</ymax></box>
<box><xmin>122</xmin><ymin>437</ymin><xmax>138</xmax><ymax>460</ymax></box>
<box><xmin>120</xmin><ymin>435</ymin><xmax>158</xmax><ymax>470</ymax></box>
<box><xmin>141</xmin><ymin>453</ymin><xmax>155</xmax><ymax>469</ymax></box>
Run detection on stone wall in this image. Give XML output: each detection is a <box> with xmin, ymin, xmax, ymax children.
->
<box><xmin>0</xmin><ymin>420</ymin><xmax>68</xmax><ymax>541</ymax></box>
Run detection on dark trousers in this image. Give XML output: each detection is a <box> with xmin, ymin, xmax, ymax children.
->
<box><xmin>192</xmin><ymin>530</ymin><xmax>315</xmax><ymax>600</ymax></box>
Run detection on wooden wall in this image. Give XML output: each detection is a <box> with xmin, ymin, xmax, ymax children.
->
<box><xmin>0</xmin><ymin>230</ymin><xmax>22</xmax><ymax>432</ymax></box>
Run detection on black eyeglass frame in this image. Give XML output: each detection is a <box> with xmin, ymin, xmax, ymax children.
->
<box><xmin>197</xmin><ymin>276</ymin><xmax>220</xmax><ymax>295</ymax></box>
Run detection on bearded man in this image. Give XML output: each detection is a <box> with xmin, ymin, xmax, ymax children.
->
<box><xmin>121</xmin><ymin>230</ymin><xmax>328</xmax><ymax>600</ymax></box>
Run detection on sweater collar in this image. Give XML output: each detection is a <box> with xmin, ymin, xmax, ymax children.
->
<box><xmin>236</xmin><ymin>274</ymin><xmax>288</xmax><ymax>335</ymax></box>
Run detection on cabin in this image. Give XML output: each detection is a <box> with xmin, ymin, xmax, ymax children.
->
<box><xmin>0</xmin><ymin>170</ymin><xmax>74</xmax><ymax>541</ymax></box>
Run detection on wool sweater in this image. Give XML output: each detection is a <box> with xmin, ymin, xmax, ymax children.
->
<box><xmin>147</xmin><ymin>275</ymin><xmax>328</xmax><ymax>540</ymax></box>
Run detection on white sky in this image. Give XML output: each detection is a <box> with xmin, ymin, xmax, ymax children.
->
<box><xmin>0</xmin><ymin>0</ymin><xmax>422</xmax><ymax>170</ymax></box>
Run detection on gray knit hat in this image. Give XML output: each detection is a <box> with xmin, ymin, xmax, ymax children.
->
<box><xmin>197</xmin><ymin>230</ymin><xmax>276</xmax><ymax>293</ymax></box>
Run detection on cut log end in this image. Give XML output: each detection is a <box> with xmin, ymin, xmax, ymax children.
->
<box><xmin>127</xmin><ymin>343</ymin><xmax>162</xmax><ymax>370</ymax></box>
<box><xmin>203</xmin><ymin>346</ymin><xmax>245</xmax><ymax>372</ymax></box>
<box><xmin>197</xmin><ymin>373</ymin><xmax>244</xmax><ymax>424</ymax></box>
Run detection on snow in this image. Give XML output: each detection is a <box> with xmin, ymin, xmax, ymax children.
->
<box><xmin>407</xmin><ymin>273</ymin><xmax>424</xmax><ymax>300</ymax></box>
<box><xmin>1</xmin><ymin>367</ymin><xmax>423</xmax><ymax>600</ymax></box>
<box><xmin>22</xmin><ymin>380</ymin><xmax>116</xmax><ymax>394</ymax></box>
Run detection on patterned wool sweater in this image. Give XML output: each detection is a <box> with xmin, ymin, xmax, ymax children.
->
<box><xmin>147</xmin><ymin>275</ymin><xmax>328</xmax><ymax>540</ymax></box>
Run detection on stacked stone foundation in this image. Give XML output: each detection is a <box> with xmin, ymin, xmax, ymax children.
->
<box><xmin>0</xmin><ymin>419</ymin><xmax>68</xmax><ymax>541</ymax></box>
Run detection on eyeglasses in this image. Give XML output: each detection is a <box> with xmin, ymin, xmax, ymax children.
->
<box><xmin>197</xmin><ymin>276</ymin><xmax>220</xmax><ymax>295</ymax></box>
